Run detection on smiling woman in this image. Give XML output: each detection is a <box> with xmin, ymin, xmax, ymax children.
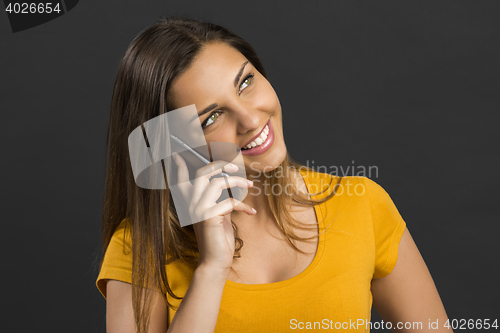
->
<box><xmin>96</xmin><ymin>17</ymin><xmax>452</xmax><ymax>333</ymax></box>
<box><xmin>168</xmin><ymin>42</ymin><xmax>284</xmax><ymax>165</ymax></box>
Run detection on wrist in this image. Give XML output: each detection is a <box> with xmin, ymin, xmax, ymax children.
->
<box><xmin>194</xmin><ymin>263</ymin><xmax>230</xmax><ymax>284</ymax></box>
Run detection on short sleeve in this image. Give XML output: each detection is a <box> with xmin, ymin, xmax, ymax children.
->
<box><xmin>364</xmin><ymin>177</ymin><xmax>407</xmax><ymax>279</ymax></box>
<box><xmin>96</xmin><ymin>219</ymin><xmax>133</xmax><ymax>298</ymax></box>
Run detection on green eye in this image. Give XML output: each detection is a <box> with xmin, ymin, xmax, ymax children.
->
<box><xmin>242</xmin><ymin>77</ymin><xmax>251</xmax><ymax>87</ymax></box>
<box><xmin>203</xmin><ymin>111</ymin><xmax>220</xmax><ymax>128</ymax></box>
<box><xmin>239</xmin><ymin>73</ymin><xmax>254</xmax><ymax>94</ymax></box>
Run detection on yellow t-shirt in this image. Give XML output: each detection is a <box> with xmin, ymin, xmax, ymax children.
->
<box><xmin>96</xmin><ymin>170</ymin><xmax>406</xmax><ymax>332</ymax></box>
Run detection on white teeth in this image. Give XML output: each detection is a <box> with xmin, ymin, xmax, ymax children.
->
<box><xmin>244</xmin><ymin>125</ymin><xmax>270</xmax><ymax>150</ymax></box>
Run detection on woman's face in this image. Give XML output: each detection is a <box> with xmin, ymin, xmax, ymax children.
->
<box><xmin>169</xmin><ymin>42</ymin><xmax>287</xmax><ymax>176</ymax></box>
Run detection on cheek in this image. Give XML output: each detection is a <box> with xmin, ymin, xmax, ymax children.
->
<box><xmin>203</xmin><ymin>123</ymin><xmax>234</xmax><ymax>144</ymax></box>
<box><xmin>253</xmin><ymin>80</ymin><xmax>281</xmax><ymax>113</ymax></box>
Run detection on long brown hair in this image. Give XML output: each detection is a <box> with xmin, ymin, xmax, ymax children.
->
<box><xmin>99</xmin><ymin>17</ymin><xmax>340</xmax><ymax>332</ymax></box>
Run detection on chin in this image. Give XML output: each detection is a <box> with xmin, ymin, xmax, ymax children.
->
<box><xmin>244</xmin><ymin>144</ymin><xmax>287</xmax><ymax>177</ymax></box>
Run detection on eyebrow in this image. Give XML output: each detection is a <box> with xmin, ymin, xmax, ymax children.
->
<box><xmin>192</xmin><ymin>61</ymin><xmax>250</xmax><ymax>122</ymax></box>
<box><xmin>233</xmin><ymin>61</ymin><xmax>249</xmax><ymax>88</ymax></box>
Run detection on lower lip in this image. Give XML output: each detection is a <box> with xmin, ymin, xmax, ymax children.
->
<box><xmin>241</xmin><ymin>119</ymin><xmax>275</xmax><ymax>156</ymax></box>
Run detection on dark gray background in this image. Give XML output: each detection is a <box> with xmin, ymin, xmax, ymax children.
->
<box><xmin>1</xmin><ymin>1</ymin><xmax>498</xmax><ymax>332</ymax></box>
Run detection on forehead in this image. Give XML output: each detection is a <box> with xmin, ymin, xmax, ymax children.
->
<box><xmin>169</xmin><ymin>42</ymin><xmax>248</xmax><ymax>110</ymax></box>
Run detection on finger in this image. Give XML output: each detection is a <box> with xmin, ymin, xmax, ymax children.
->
<box><xmin>222</xmin><ymin>163</ymin><xmax>239</xmax><ymax>173</ymax></box>
<box><xmin>172</xmin><ymin>152</ymin><xmax>189</xmax><ymax>182</ymax></box>
<box><xmin>201</xmin><ymin>177</ymin><xmax>252</xmax><ymax>206</ymax></box>
<box><xmin>191</xmin><ymin>161</ymin><xmax>237</xmax><ymax>203</ymax></box>
<box><xmin>203</xmin><ymin>197</ymin><xmax>256</xmax><ymax>222</ymax></box>
<box><xmin>228</xmin><ymin>198</ymin><xmax>257</xmax><ymax>215</ymax></box>
<box><xmin>171</xmin><ymin>152</ymin><xmax>192</xmax><ymax>197</ymax></box>
<box><xmin>194</xmin><ymin>160</ymin><xmax>234</xmax><ymax>179</ymax></box>
<box><xmin>229</xmin><ymin>198</ymin><xmax>256</xmax><ymax>214</ymax></box>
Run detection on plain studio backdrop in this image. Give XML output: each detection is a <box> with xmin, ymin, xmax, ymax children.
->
<box><xmin>1</xmin><ymin>1</ymin><xmax>498</xmax><ymax>332</ymax></box>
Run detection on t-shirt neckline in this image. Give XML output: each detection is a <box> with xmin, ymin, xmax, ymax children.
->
<box><xmin>225</xmin><ymin>168</ymin><xmax>326</xmax><ymax>291</ymax></box>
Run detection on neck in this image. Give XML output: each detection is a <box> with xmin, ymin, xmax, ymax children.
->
<box><xmin>232</xmin><ymin>172</ymin><xmax>274</xmax><ymax>226</ymax></box>
<box><xmin>231</xmin><ymin>167</ymin><xmax>306</xmax><ymax>233</ymax></box>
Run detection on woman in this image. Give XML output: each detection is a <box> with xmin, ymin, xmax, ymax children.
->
<box><xmin>97</xmin><ymin>17</ymin><xmax>452</xmax><ymax>332</ymax></box>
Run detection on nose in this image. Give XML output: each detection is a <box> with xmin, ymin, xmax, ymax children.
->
<box><xmin>232</xmin><ymin>102</ymin><xmax>261</xmax><ymax>135</ymax></box>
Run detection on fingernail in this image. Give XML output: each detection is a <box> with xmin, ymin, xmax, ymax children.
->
<box><xmin>247</xmin><ymin>180</ymin><xmax>253</xmax><ymax>186</ymax></box>
<box><xmin>228</xmin><ymin>163</ymin><xmax>237</xmax><ymax>168</ymax></box>
<box><xmin>251</xmin><ymin>208</ymin><xmax>257</xmax><ymax>213</ymax></box>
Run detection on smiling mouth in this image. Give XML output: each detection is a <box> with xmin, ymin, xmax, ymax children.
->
<box><xmin>241</xmin><ymin>124</ymin><xmax>270</xmax><ymax>150</ymax></box>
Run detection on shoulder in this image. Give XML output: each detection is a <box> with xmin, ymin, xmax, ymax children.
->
<box><xmin>100</xmin><ymin>219</ymin><xmax>132</xmax><ymax>260</ymax></box>
<box><xmin>299</xmin><ymin>172</ymin><xmax>405</xmax><ymax>230</ymax></box>
<box><xmin>321</xmin><ymin>175</ymin><xmax>397</xmax><ymax>205</ymax></box>
<box><xmin>297</xmin><ymin>168</ymin><xmax>382</xmax><ymax>200</ymax></box>
<box><xmin>96</xmin><ymin>218</ymin><xmax>133</xmax><ymax>298</ymax></box>
<box><xmin>297</xmin><ymin>167</ymin><xmax>342</xmax><ymax>200</ymax></box>
<box><xmin>96</xmin><ymin>218</ymin><xmax>197</xmax><ymax>301</ymax></box>
<box><xmin>334</xmin><ymin>176</ymin><xmax>405</xmax><ymax>228</ymax></box>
